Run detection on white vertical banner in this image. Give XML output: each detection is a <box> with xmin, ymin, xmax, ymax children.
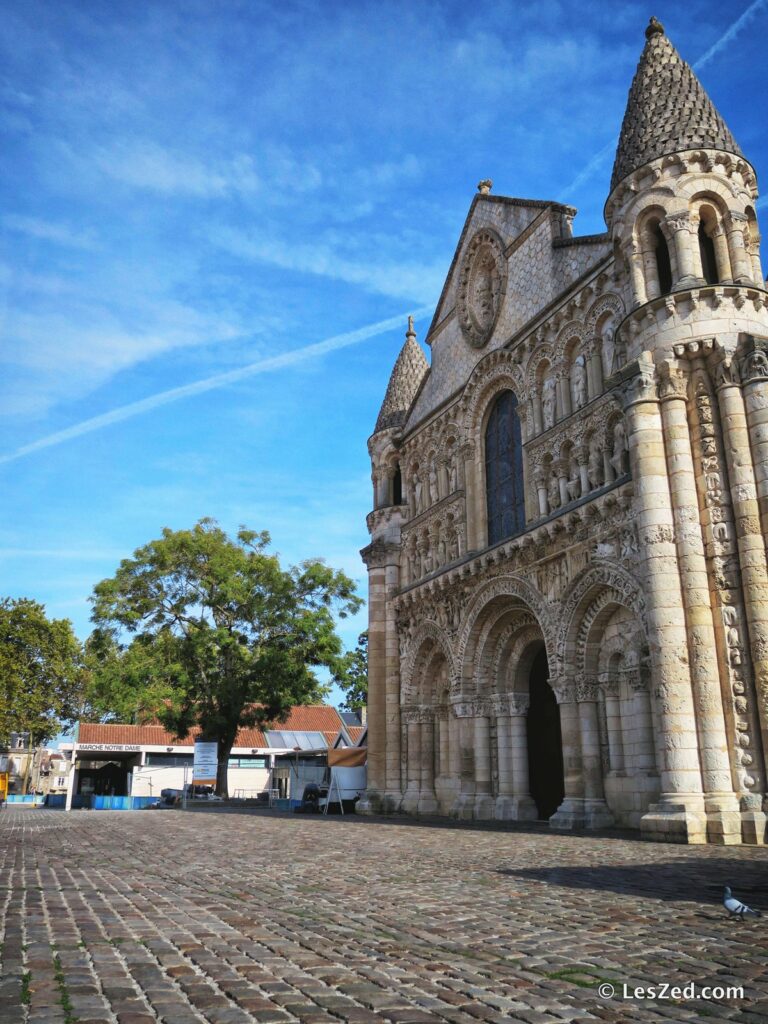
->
<box><xmin>193</xmin><ymin>741</ymin><xmax>218</xmax><ymax>786</ymax></box>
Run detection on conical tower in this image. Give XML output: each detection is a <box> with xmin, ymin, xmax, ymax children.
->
<box><xmin>605</xmin><ymin>17</ymin><xmax>764</xmax><ymax>341</ymax></box>
<box><xmin>604</xmin><ymin>20</ymin><xmax>768</xmax><ymax>846</ymax></box>
<box><xmin>360</xmin><ymin>317</ymin><xmax>429</xmax><ymax>817</ymax></box>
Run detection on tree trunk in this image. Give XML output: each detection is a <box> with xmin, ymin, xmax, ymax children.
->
<box><xmin>216</xmin><ymin>737</ymin><xmax>235</xmax><ymax>798</ymax></box>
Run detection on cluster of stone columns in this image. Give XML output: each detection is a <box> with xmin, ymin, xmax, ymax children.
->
<box><xmin>628</xmin><ymin>206</ymin><xmax>761</xmax><ymax>306</ymax></box>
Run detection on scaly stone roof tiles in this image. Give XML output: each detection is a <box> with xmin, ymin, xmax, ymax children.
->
<box><xmin>610</xmin><ymin>17</ymin><xmax>743</xmax><ymax>192</ymax></box>
<box><xmin>374</xmin><ymin>317</ymin><xmax>429</xmax><ymax>433</ymax></box>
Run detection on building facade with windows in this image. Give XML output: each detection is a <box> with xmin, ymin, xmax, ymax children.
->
<box><xmin>60</xmin><ymin>705</ymin><xmax>348</xmax><ymax>805</ymax></box>
<box><xmin>360</xmin><ymin>19</ymin><xmax>768</xmax><ymax>845</ymax></box>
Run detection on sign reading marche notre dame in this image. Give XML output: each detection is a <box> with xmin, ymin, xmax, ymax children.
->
<box><xmin>193</xmin><ymin>741</ymin><xmax>218</xmax><ymax>786</ymax></box>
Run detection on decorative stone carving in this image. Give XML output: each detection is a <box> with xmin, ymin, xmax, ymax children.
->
<box><xmin>457</xmin><ymin>229</ymin><xmax>507</xmax><ymax>349</ymax></box>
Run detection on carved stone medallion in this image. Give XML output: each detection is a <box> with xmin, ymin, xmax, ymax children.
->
<box><xmin>457</xmin><ymin>229</ymin><xmax>506</xmax><ymax>349</ymax></box>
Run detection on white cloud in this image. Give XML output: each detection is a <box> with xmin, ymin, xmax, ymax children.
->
<box><xmin>0</xmin><ymin>306</ymin><xmax>433</xmax><ymax>464</ymax></box>
<box><xmin>3</xmin><ymin>214</ymin><xmax>98</xmax><ymax>250</ymax></box>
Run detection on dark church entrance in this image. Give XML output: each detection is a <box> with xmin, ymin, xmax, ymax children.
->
<box><xmin>526</xmin><ymin>646</ymin><xmax>564</xmax><ymax>819</ymax></box>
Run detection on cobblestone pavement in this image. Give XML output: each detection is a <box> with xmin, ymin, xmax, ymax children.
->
<box><xmin>1</xmin><ymin>808</ymin><xmax>767</xmax><ymax>1024</ymax></box>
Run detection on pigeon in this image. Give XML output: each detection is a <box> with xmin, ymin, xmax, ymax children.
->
<box><xmin>724</xmin><ymin>886</ymin><xmax>762</xmax><ymax>920</ymax></box>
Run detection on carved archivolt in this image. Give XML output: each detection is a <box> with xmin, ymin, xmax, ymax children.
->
<box><xmin>455</xmin><ymin>574</ymin><xmax>554</xmax><ymax>685</ymax></box>
<box><xmin>400</xmin><ymin>621</ymin><xmax>455</xmax><ymax>705</ymax></box>
<box><xmin>555</xmin><ymin>562</ymin><xmax>646</xmax><ymax>677</ymax></box>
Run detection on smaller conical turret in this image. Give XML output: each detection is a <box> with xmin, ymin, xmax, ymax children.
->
<box><xmin>374</xmin><ymin>317</ymin><xmax>429</xmax><ymax>433</ymax></box>
<box><xmin>611</xmin><ymin>16</ymin><xmax>744</xmax><ymax>193</ymax></box>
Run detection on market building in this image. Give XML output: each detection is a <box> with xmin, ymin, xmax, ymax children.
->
<box><xmin>59</xmin><ymin>705</ymin><xmax>352</xmax><ymax>808</ymax></box>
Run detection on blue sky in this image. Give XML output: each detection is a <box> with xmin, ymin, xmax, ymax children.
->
<box><xmin>2</xmin><ymin>0</ymin><xmax>768</xmax><ymax>709</ymax></box>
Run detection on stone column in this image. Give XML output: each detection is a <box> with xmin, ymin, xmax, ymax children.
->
<box><xmin>666</xmin><ymin>211</ymin><xmax>699</xmax><ymax>288</ymax></box>
<box><xmin>740</xmin><ymin>342</ymin><xmax>768</xmax><ymax>544</ymax></box>
<box><xmin>473</xmin><ymin>703</ymin><xmax>494</xmax><ymax>819</ymax></box>
<box><xmin>628</xmin><ymin>669</ymin><xmax>658</xmax><ymax>774</ymax></box>
<box><xmin>558</xmin><ymin>375</ymin><xmax>571</xmax><ymax>419</ymax></box>
<box><xmin>725</xmin><ymin>211</ymin><xmax>754</xmax><ymax>284</ymax></box>
<box><xmin>602</xmin><ymin>678</ymin><xmax>625</xmax><ymax>774</ymax></box>
<box><xmin>448</xmin><ymin>711</ymin><xmax>461</xmax><ymax>795</ymax></box>
<box><xmin>588</xmin><ymin>346</ymin><xmax>603</xmax><ymax>400</ymax></box>
<box><xmin>658</xmin><ymin>361</ymin><xmax>741</xmax><ymax>844</ymax></box>
<box><xmin>577</xmin><ymin>679</ymin><xmax>614</xmax><ymax>827</ymax></box>
<box><xmin>549</xmin><ymin>677</ymin><xmax>586</xmax><ymax>829</ymax></box>
<box><xmin>451</xmin><ymin>700</ymin><xmax>476</xmax><ymax>819</ymax></box>
<box><xmin>711</xmin><ymin>224</ymin><xmax>733</xmax><ymax>283</ymax></box>
<box><xmin>713</xmin><ymin>361</ymin><xmax>768</xmax><ymax>794</ymax></box>
<box><xmin>626</xmin><ymin>241</ymin><xmax>647</xmax><ymax>307</ymax></box>
<box><xmin>622</xmin><ymin>361</ymin><xmax>707</xmax><ymax>843</ymax></box>
<box><xmin>400</xmin><ymin>708</ymin><xmax>421</xmax><ymax>815</ymax></box>
<box><xmin>359</xmin><ymin>538</ymin><xmax>402</xmax><ymax>815</ymax></box>
<box><xmin>493</xmin><ymin>695</ymin><xmax>513</xmax><ymax>819</ymax></box>
<box><xmin>534</xmin><ymin>467</ymin><xmax>548</xmax><ymax>519</ymax></box>
<box><xmin>417</xmin><ymin>714</ymin><xmax>438</xmax><ymax>815</ymax></box>
<box><xmin>494</xmin><ymin>694</ymin><xmax>536</xmax><ymax>820</ymax></box>
<box><xmin>510</xmin><ymin>695</ymin><xmax>538</xmax><ymax>821</ymax></box>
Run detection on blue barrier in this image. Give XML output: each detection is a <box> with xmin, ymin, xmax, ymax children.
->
<box><xmin>5</xmin><ymin>795</ymin><xmax>45</xmax><ymax>806</ymax></box>
<box><xmin>92</xmin><ymin>795</ymin><xmax>156</xmax><ymax>810</ymax></box>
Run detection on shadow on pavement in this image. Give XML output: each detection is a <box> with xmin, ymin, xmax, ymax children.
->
<box><xmin>497</xmin><ymin>857</ymin><xmax>768</xmax><ymax>907</ymax></box>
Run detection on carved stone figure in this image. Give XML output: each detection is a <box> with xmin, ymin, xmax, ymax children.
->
<box><xmin>414</xmin><ymin>474</ymin><xmax>423</xmax><ymax>514</ymax></box>
<box><xmin>588</xmin><ymin>437</ymin><xmax>603</xmax><ymax>490</ymax></box>
<box><xmin>542</xmin><ymin>376</ymin><xmax>557</xmax><ymax>430</ymax></box>
<box><xmin>571</xmin><ymin>357</ymin><xmax>587</xmax><ymax>409</ymax></box>
<box><xmin>448</xmin><ymin>459</ymin><xmax>458</xmax><ymax>493</ymax></box>
<box><xmin>428</xmin><ymin>462</ymin><xmax>439</xmax><ymax>505</ymax></box>
<box><xmin>601</xmin><ymin>317</ymin><xmax>617</xmax><ymax>377</ymax></box>
<box><xmin>610</xmin><ymin>418</ymin><xmax>629</xmax><ymax>477</ymax></box>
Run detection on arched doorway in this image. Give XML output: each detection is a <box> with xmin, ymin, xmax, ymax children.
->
<box><xmin>526</xmin><ymin>647</ymin><xmax>564</xmax><ymax>819</ymax></box>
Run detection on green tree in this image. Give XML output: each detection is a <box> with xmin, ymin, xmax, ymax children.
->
<box><xmin>0</xmin><ymin>597</ymin><xmax>85</xmax><ymax>751</ymax></box>
<box><xmin>334</xmin><ymin>631</ymin><xmax>368</xmax><ymax>712</ymax></box>
<box><xmin>81</xmin><ymin>629</ymin><xmax>178</xmax><ymax>724</ymax></box>
<box><xmin>90</xmin><ymin>519</ymin><xmax>362</xmax><ymax>795</ymax></box>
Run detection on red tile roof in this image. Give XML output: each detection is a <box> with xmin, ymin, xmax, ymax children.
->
<box><xmin>77</xmin><ymin>705</ymin><xmax>343</xmax><ymax>749</ymax></box>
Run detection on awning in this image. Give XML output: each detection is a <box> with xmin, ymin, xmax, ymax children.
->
<box><xmin>327</xmin><ymin>747</ymin><xmax>367</xmax><ymax>767</ymax></box>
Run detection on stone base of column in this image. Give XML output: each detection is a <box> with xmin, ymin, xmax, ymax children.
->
<box><xmin>473</xmin><ymin>793</ymin><xmax>495</xmax><ymax>820</ymax></box>
<box><xmin>417</xmin><ymin>792</ymin><xmax>439</xmax><ymax>815</ymax></box>
<box><xmin>740</xmin><ymin>810</ymin><xmax>767</xmax><ymax>845</ymax></box>
<box><xmin>583</xmin><ymin>798</ymin><xmax>615</xmax><ymax>828</ymax></box>
<box><xmin>400</xmin><ymin>788</ymin><xmax>421</xmax><ymax>816</ymax></box>
<box><xmin>451</xmin><ymin>793</ymin><xmax>475</xmax><ymax>819</ymax></box>
<box><xmin>549</xmin><ymin>798</ymin><xmax>586</xmax><ymax>830</ymax></box>
<box><xmin>640</xmin><ymin>798</ymin><xmax>708</xmax><ymax>844</ymax></box>
<box><xmin>703</xmin><ymin>794</ymin><xmax>743</xmax><ymax>845</ymax></box>
<box><xmin>356</xmin><ymin>788</ymin><xmax>383</xmax><ymax>815</ymax></box>
<box><xmin>382</xmin><ymin>790</ymin><xmax>404</xmax><ymax>814</ymax></box>
<box><xmin>495</xmin><ymin>795</ymin><xmax>538</xmax><ymax>821</ymax></box>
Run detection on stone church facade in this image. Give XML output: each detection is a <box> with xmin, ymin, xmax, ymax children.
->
<box><xmin>360</xmin><ymin>19</ymin><xmax>768</xmax><ymax>844</ymax></box>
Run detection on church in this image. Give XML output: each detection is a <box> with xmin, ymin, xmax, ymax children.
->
<box><xmin>360</xmin><ymin>18</ymin><xmax>768</xmax><ymax>845</ymax></box>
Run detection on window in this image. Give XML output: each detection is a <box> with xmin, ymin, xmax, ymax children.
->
<box><xmin>145</xmin><ymin>753</ymin><xmax>194</xmax><ymax>767</ymax></box>
<box><xmin>654</xmin><ymin>223</ymin><xmax>672</xmax><ymax>295</ymax></box>
<box><xmin>227</xmin><ymin>757</ymin><xmax>268</xmax><ymax>769</ymax></box>
<box><xmin>392</xmin><ymin>464</ymin><xmax>402</xmax><ymax>504</ymax></box>
<box><xmin>485</xmin><ymin>390</ymin><xmax>525</xmax><ymax>545</ymax></box>
<box><xmin>698</xmin><ymin>221</ymin><xmax>719</xmax><ymax>285</ymax></box>
<box><xmin>55</xmin><ymin>776</ymin><xmax>66</xmax><ymax>788</ymax></box>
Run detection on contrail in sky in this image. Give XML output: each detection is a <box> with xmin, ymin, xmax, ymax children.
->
<box><xmin>0</xmin><ymin>307</ymin><xmax>433</xmax><ymax>466</ymax></box>
<box><xmin>557</xmin><ymin>0</ymin><xmax>767</xmax><ymax>201</ymax></box>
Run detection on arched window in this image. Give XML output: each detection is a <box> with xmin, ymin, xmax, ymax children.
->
<box><xmin>485</xmin><ymin>390</ymin><xmax>524</xmax><ymax>545</ymax></box>
<box><xmin>392</xmin><ymin>464</ymin><xmax>403</xmax><ymax>505</ymax></box>
<box><xmin>653</xmin><ymin>223</ymin><xmax>672</xmax><ymax>295</ymax></box>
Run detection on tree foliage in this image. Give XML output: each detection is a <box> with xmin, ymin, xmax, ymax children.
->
<box><xmin>89</xmin><ymin>519</ymin><xmax>362</xmax><ymax>794</ymax></box>
<box><xmin>81</xmin><ymin>629</ymin><xmax>178</xmax><ymax>724</ymax></box>
<box><xmin>334</xmin><ymin>631</ymin><xmax>368</xmax><ymax>712</ymax></box>
<box><xmin>0</xmin><ymin>597</ymin><xmax>84</xmax><ymax>745</ymax></box>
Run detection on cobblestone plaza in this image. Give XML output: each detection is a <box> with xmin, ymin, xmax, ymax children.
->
<box><xmin>1</xmin><ymin>808</ymin><xmax>766</xmax><ymax>1023</ymax></box>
